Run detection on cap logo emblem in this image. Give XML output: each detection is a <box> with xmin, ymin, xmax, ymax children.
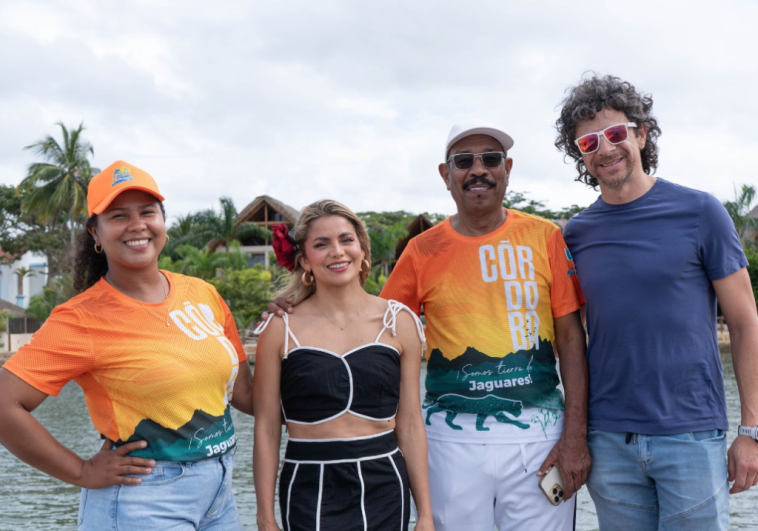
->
<box><xmin>112</xmin><ymin>167</ymin><xmax>133</xmax><ymax>186</ymax></box>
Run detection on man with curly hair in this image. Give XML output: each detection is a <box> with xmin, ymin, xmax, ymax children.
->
<box><xmin>555</xmin><ymin>74</ymin><xmax>758</xmax><ymax>530</ymax></box>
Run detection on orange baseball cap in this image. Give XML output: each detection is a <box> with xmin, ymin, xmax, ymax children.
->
<box><xmin>87</xmin><ymin>160</ymin><xmax>165</xmax><ymax>216</ymax></box>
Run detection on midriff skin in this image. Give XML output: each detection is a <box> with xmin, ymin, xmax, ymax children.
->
<box><xmin>288</xmin><ymin>415</ymin><xmax>396</xmax><ymax>439</ymax></box>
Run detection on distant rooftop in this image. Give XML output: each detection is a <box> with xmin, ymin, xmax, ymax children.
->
<box><xmin>0</xmin><ymin>299</ymin><xmax>26</xmax><ymax>318</ymax></box>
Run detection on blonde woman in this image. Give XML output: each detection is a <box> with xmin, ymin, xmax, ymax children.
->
<box><xmin>253</xmin><ymin>200</ymin><xmax>434</xmax><ymax>531</ymax></box>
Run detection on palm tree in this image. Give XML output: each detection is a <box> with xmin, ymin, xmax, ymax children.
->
<box><xmin>20</xmin><ymin>122</ymin><xmax>99</xmax><ymax>249</ymax></box>
<box><xmin>164</xmin><ymin>213</ymin><xmax>210</xmax><ymax>260</ymax></box>
<box><xmin>172</xmin><ymin>244</ymin><xmax>231</xmax><ymax>280</ymax></box>
<box><xmin>14</xmin><ymin>267</ymin><xmax>36</xmax><ymax>297</ymax></box>
<box><xmin>203</xmin><ymin>197</ymin><xmax>271</xmax><ymax>252</ymax></box>
<box><xmin>723</xmin><ymin>184</ymin><xmax>758</xmax><ymax>244</ymax></box>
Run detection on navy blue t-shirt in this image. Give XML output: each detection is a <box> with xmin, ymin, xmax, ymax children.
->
<box><xmin>564</xmin><ymin>178</ymin><xmax>748</xmax><ymax>434</ymax></box>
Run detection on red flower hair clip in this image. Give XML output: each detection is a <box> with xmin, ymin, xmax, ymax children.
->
<box><xmin>272</xmin><ymin>223</ymin><xmax>299</xmax><ymax>271</ymax></box>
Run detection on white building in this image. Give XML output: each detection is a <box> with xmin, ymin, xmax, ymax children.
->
<box><xmin>0</xmin><ymin>251</ymin><xmax>48</xmax><ymax>309</ymax></box>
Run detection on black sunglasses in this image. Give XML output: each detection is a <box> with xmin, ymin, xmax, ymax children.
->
<box><xmin>447</xmin><ymin>151</ymin><xmax>505</xmax><ymax>170</ymax></box>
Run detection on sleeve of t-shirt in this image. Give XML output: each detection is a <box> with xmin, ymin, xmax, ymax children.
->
<box><xmin>2</xmin><ymin>305</ymin><xmax>95</xmax><ymax>396</ymax></box>
<box><xmin>547</xmin><ymin>228</ymin><xmax>585</xmax><ymax>318</ymax></box>
<box><xmin>380</xmin><ymin>239</ymin><xmax>421</xmax><ymax>316</ymax></box>
<box><xmin>216</xmin><ymin>293</ymin><xmax>247</xmax><ymax>363</ymax></box>
<box><xmin>698</xmin><ymin>194</ymin><xmax>749</xmax><ymax>281</ymax></box>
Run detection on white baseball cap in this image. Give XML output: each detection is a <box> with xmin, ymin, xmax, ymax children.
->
<box><xmin>444</xmin><ymin>120</ymin><xmax>514</xmax><ymax>160</ymax></box>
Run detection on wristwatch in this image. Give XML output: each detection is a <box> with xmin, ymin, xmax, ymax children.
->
<box><xmin>738</xmin><ymin>425</ymin><xmax>758</xmax><ymax>441</ymax></box>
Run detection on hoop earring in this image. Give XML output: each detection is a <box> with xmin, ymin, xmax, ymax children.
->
<box><xmin>94</xmin><ymin>242</ymin><xmax>103</xmax><ymax>254</ymax></box>
<box><xmin>165</xmin><ymin>234</ymin><xmax>170</xmax><ymax>243</ymax></box>
<box><xmin>301</xmin><ymin>270</ymin><xmax>314</xmax><ymax>286</ymax></box>
<box><xmin>362</xmin><ymin>259</ymin><xmax>371</xmax><ymax>273</ymax></box>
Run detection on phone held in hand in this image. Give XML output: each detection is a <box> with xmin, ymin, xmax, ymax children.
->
<box><xmin>538</xmin><ymin>466</ymin><xmax>565</xmax><ymax>506</ymax></box>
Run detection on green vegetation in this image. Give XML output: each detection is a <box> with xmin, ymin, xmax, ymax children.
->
<box><xmin>0</xmin><ymin>184</ymin><xmax>70</xmax><ymax>282</ymax></box>
<box><xmin>503</xmin><ymin>191</ymin><xmax>586</xmax><ymax>220</ymax></box>
<box><xmin>191</xmin><ymin>196</ymin><xmax>271</xmax><ymax>253</ymax></box>
<box><xmin>208</xmin><ymin>266</ymin><xmax>288</xmax><ymax>333</ymax></box>
<box><xmin>0</xmin><ymin>309</ymin><xmax>15</xmax><ymax>334</ymax></box>
<box><xmin>359</xmin><ymin>211</ymin><xmax>409</xmax><ymax>278</ymax></box>
<box><xmin>164</xmin><ymin>198</ymin><xmax>271</xmax><ymax>260</ymax></box>
<box><xmin>160</xmin><ymin>241</ymin><xmax>250</xmax><ymax>279</ymax></box>
<box><xmin>722</xmin><ymin>184</ymin><xmax>758</xmax><ymax>301</ymax></box>
<box><xmin>745</xmin><ymin>247</ymin><xmax>758</xmax><ymax>302</ymax></box>
<box><xmin>357</xmin><ymin>210</ymin><xmax>446</xmax><ymax>293</ymax></box>
<box><xmin>723</xmin><ymin>185</ymin><xmax>758</xmax><ymax>245</ymax></box>
<box><xmin>25</xmin><ymin>274</ymin><xmax>77</xmax><ymax>322</ymax></box>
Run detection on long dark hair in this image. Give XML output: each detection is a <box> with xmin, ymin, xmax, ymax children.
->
<box><xmin>73</xmin><ymin>202</ymin><xmax>166</xmax><ymax>292</ymax></box>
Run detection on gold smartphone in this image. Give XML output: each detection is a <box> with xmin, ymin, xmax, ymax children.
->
<box><xmin>538</xmin><ymin>466</ymin><xmax>565</xmax><ymax>506</ymax></box>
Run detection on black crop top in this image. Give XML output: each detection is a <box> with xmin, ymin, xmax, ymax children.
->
<box><xmin>255</xmin><ymin>300</ymin><xmax>425</xmax><ymax>425</ymax></box>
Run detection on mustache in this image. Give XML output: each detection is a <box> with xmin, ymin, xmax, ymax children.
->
<box><xmin>463</xmin><ymin>176</ymin><xmax>497</xmax><ymax>190</ymax></box>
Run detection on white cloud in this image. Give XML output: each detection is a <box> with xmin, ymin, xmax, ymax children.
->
<box><xmin>0</xmin><ymin>0</ymin><xmax>756</xmax><ymax>223</ymax></box>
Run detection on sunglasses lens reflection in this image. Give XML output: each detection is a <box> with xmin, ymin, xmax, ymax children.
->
<box><xmin>453</xmin><ymin>154</ymin><xmax>475</xmax><ymax>169</ymax></box>
<box><xmin>481</xmin><ymin>153</ymin><xmax>503</xmax><ymax>167</ymax></box>
<box><xmin>576</xmin><ymin>135</ymin><xmax>598</xmax><ymax>153</ymax></box>
<box><xmin>604</xmin><ymin>124</ymin><xmax>629</xmax><ymax>144</ymax></box>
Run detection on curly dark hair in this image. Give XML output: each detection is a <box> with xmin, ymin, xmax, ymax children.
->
<box><xmin>74</xmin><ymin>202</ymin><xmax>166</xmax><ymax>292</ymax></box>
<box><xmin>555</xmin><ymin>74</ymin><xmax>662</xmax><ymax>189</ymax></box>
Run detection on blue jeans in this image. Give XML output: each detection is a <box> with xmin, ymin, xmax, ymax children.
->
<box><xmin>78</xmin><ymin>447</ymin><xmax>242</xmax><ymax>530</ymax></box>
<box><xmin>586</xmin><ymin>429</ymin><xmax>728</xmax><ymax>531</ymax></box>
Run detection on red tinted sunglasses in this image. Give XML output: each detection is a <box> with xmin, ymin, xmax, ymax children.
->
<box><xmin>574</xmin><ymin>122</ymin><xmax>637</xmax><ymax>154</ymax></box>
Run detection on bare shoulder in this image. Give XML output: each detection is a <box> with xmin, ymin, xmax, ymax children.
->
<box><xmin>392</xmin><ymin>304</ymin><xmax>423</xmax><ymax>355</ymax></box>
<box><xmin>286</xmin><ymin>298</ymin><xmax>319</xmax><ymax>328</ymax></box>
<box><xmin>396</xmin><ymin>308</ymin><xmax>421</xmax><ymax>329</ymax></box>
<box><xmin>367</xmin><ymin>294</ymin><xmax>391</xmax><ymax>315</ymax></box>
<box><xmin>256</xmin><ymin>315</ymin><xmax>286</xmax><ymax>353</ymax></box>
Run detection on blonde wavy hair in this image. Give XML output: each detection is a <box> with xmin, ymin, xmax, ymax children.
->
<box><xmin>277</xmin><ymin>199</ymin><xmax>372</xmax><ymax>306</ymax></box>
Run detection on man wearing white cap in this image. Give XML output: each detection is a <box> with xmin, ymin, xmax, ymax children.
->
<box><xmin>379</xmin><ymin>121</ymin><xmax>591</xmax><ymax>530</ymax></box>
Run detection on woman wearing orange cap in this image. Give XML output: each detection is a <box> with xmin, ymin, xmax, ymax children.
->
<box><xmin>0</xmin><ymin>161</ymin><xmax>253</xmax><ymax>530</ymax></box>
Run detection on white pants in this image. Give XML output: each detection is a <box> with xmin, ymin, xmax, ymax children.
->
<box><xmin>427</xmin><ymin>438</ymin><xmax>575</xmax><ymax>531</ymax></box>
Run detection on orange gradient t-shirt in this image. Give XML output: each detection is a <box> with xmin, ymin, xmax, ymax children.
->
<box><xmin>3</xmin><ymin>271</ymin><xmax>246</xmax><ymax>461</ymax></box>
<box><xmin>381</xmin><ymin>211</ymin><xmax>583</xmax><ymax>443</ymax></box>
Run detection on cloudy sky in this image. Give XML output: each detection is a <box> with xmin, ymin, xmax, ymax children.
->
<box><xmin>1</xmin><ymin>0</ymin><xmax>756</xmax><ymax>221</ymax></box>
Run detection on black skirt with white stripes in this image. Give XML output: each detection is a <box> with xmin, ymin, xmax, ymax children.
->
<box><xmin>280</xmin><ymin>430</ymin><xmax>410</xmax><ymax>531</ymax></box>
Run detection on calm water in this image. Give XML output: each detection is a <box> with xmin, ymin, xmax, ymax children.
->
<box><xmin>0</xmin><ymin>351</ymin><xmax>754</xmax><ymax>530</ymax></box>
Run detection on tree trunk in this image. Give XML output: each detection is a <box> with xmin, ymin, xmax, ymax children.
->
<box><xmin>69</xmin><ymin>197</ymin><xmax>76</xmax><ymax>250</ymax></box>
<box><xmin>45</xmin><ymin>251</ymin><xmax>60</xmax><ymax>287</ymax></box>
